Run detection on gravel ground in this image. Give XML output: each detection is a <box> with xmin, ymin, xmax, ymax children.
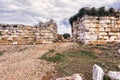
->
<box><xmin>0</xmin><ymin>42</ymin><xmax>76</xmax><ymax>80</ymax></box>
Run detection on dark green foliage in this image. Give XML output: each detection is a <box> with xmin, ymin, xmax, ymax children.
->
<box><xmin>69</xmin><ymin>6</ymin><xmax>116</xmax><ymax>25</ymax></box>
<box><xmin>91</xmin><ymin>7</ymin><xmax>98</xmax><ymax>16</ymax></box>
<box><xmin>41</xmin><ymin>49</ymin><xmax>65</xmax><ymax>62</ymax></box>
<box><xmin>63</xmin><ymin>33</ymin><xmax>70</xmax><ymax>39</ymax></box>
<box><xmin>103</xmin><ymin>75</ymin><xmax>111</xmax><ymax>80</ymax></box>
<box><xmin>109</xmin><ymin>8</ymin><xmax>114</xmax><ymax>16</ymax></box>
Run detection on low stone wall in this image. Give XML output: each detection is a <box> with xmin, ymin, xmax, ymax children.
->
<box><xmin>0</xmin><ymin>20</ymin><xmax>58</xmax><ymax>45</ymax></box>
<box><xmin>72</xmin><ymin>16</ymin><xmax>120</xmax><ymax>44</ymax></box>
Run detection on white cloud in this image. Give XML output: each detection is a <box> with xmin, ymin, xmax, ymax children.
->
<box><xmin>0</xmin><ymin>0</ymin><xmax>118</xmax><ymax>34</ymax></box>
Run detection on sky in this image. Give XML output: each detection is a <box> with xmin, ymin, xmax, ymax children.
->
<box><xmin>0</xmin><ymin>0</ymin><xmax>120</xmax><ymax>34</ymax></box>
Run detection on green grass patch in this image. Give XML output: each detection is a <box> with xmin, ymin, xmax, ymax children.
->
<box><xmin>40</xmin><ymin>43</ymin><xmax>120</xmax><ymax>79</ymax></box>
<box><xmin>41</xmin><ymin>49</ymin><xmax>65</xmax><ymax>62</ymax></box>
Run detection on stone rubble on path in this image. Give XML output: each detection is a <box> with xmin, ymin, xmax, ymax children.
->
<box><xmin>56</xmin><ymin>74</ymin><xmax>82</xmax><ymax>80</ymax></box>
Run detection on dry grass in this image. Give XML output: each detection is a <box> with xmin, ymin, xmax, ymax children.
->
<box><xmin>41</xmin><ymin>43</ymin><xmax>120</xmax><ymax>80</ymax></box>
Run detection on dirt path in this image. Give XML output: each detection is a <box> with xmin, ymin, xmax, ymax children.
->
<box><xmin>0</xmin><ymin>42</ymin><xmax>76</xmax><ymax>80</ymax></box>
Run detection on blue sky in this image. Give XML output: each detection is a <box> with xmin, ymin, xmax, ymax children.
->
<box><xmin>0</xmin><ymin>0</ymin><xmax>120</xmax><ymax>34</ymax></box>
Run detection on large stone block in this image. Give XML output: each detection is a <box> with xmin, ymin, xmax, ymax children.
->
<box><xmin>99</xmin><ymin>27</ymin><xmax>104</xmax><ymax>31</ymax></box>
<box><xmin>110</xmin><ymin>36</ymin><xmax>117</xmax><ymax>40</ymax></box>
<box><xmin>89</xmin><ymin>28</ymin><xmax>97</xmax><ymax>31</ymax></box>
<box><xmin>109</xmin><ymin>32</ymin><xmax>116</xmax><ymax>36</ymax></box>
<box><xmin>93</xmin><ymin>64</ymin><xmax>104</xmax><ymax>80</ymax></box>
<box><xmin>99</xmin><ymin>32</ymin><xmax>107</xmax><ymax>36</ymax></box>
<box><xmin>99</xmin><ymin>20</ymin><xmax>111</xmax><ymax>24</ymax></box>
<box><xmin>104</xmin><ymin>28</ymin><xmax>111</xmax><ymax>32</ymax></box>
<box><xmin>108</xmin><ymin>71</ymin><xmax>120</xmax><ymax>80</ymax></box>
<box><xmin>85</xmin><ymin>35</ymin><xmax>97</xmax><ymax>40</ymax></box>
<box><xmin>56</xmin><ymin>74</ymin><xmax>82</xmax><ymax>80</ymax></box>
<box><xmin>103</xmin><ymin>36</ymin><xmax>109</xmax><ymax>40</ymax></box>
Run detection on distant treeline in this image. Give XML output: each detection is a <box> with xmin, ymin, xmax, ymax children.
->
<box><xmin>69</xmin><ymin>7</ymin><xmax>118</xmax><ymax>25</ymax></box>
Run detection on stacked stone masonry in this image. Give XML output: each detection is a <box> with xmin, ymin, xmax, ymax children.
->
<box><xmin>72</xmin><ymin>16</ymin><xmax>120</xmax><ymax>44</ymax></box>
<box><xmin>0</xmin><ymin>20</ymin><xmax>58</xmax><ymax>45</ymax></box>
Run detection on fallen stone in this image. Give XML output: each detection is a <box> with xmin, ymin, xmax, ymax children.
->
<box><xmin>93</xmin><ymin>64</ymin><xmax>104</xmax><ymax>80</ymax></box>
<box><xmin>108</xmin><ymin>71</ymin><xmax>120</xmax><ymax>80</ymax></box>
<box><xmin>56</xmin><ymin>74</ymin><xmax>82</xmax><ymax>80</ymax></box>
<box><xmin>118</xmin><ymin>49</ymin><xmax>120</xmax><ymax>54</ymax></box>
<box><xmin>118</xmin><ymin>65</ymin><xmax>120</xmax><ymax>69</ymax></box>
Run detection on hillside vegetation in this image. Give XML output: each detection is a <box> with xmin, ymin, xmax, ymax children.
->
<box><xmin>41</xmin><ymin>43</ymin><xmax>120</xmax><ymax>80</ymax></box>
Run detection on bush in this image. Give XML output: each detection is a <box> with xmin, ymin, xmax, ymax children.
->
<box><xmin>63</xmin><ymin>33</ymin><xmax>70</xmax><ymax>39</ymax></box>
<box><xmin>41</xmin><ymin>49</ymin><xmax>65</xmax><ymax>62</ymax></box>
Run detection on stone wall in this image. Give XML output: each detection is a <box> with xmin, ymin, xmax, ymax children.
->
<box><xmin>72</xmin><ymin>15</ymin><xmax>120</xmax><ymax>44</ymax></box>
<box><xmin>0</xmin><ymin>20</ymin><xmax>58</xmax><ymax>45</ymax></box>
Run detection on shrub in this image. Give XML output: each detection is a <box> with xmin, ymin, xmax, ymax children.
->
<box><xmin>63</xmin><ymin>33</ymin><xmax>70</xmax><ymax>39</ymax></box>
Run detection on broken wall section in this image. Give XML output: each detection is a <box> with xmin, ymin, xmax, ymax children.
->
<box><xmin>72</xmin><ymin>16</ymin><xmax>120</xmax><ymax>44</ymax></box>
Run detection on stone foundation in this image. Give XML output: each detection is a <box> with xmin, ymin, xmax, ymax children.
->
<box><xmin>0</xmin><ymin>20</ymin><xmax>58</xmax><ymax>45</ymax></box>
<box><xmin>72</xmin><ymin>16</ymin><xmax>120</xmax><ymax>44</ymax></box>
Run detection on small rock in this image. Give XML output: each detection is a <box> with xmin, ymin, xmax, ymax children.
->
<box><xmin>118</xmin><ymin>49</ymin><xmax>120</xmax><ymax>54</ymax></box>
<box><xmin>108</xmin><ymin>71</ymin><xmax>120</xmax><ymax>80</ymax></box>
<box><xmin>93</xmin><ymin>64</ymin><xmax>104</xmax><ymax>80</ymax></box>
<box><xmin>56</xmin><ymin>74</ymin><xmax>82</xmax><ymax>80</ymax></box>
<box><xmin>118</xmin><ymin>65</ymin><xmax>120</xmax><ymax>69</ymax></box>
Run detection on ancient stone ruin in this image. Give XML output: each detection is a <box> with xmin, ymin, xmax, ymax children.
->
<box><xmin>71</xmin><ymin>8</ymin><xmax>120</xmax><ymax>44</ymax></box>
<box><xmin>0</xmin><ymin>19</ymin><xmax>58</xmax><ymax>45</ymax></box>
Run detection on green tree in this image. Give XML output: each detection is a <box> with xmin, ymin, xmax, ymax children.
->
<box><xmin>91</xmin><ymin>7</ymin><xmax>98</xmax><ymax>16</ymax></box>
<box><xmin>63</xmin><ymin>33</ymin><xmax>70</xmax><ymax>39</ymax></box>
<box><xmin>98</xmin><ymin>6</ymin><xmax>106</xmax><ymax>16</ymax></box>
<box><xmin>109</xmin><ymin>8</ymin><xmax>114</xmax><ymax>16</ymax></box>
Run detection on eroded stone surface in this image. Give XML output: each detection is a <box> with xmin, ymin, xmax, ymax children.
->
<box><xmin>93</xmin><ymin>64</ymin><xmax>104</xmax><ymax>80</ymax></box>
<box><xmin>0</xmin><ymin>19</ymin><xmax>58</xmax><ymax>44</ymax></box>
<box><xmin>56</xmin><ymin>74</ymin><xmax>82</xmax><ymax>80</ymax></box>
<box><xmin>108</xmin><ymin>71</ymin><xmax>120</xmax><ymax>80</ymax></box>
<box><xmin>72</xmin><ymin>16</ymin><xmax>120</xmax><ymax>44</ymax></box>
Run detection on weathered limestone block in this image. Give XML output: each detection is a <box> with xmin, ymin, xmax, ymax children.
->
<box><xmin>99</xmin><ymin>20</ymin><xmax>110</xmax><ymax>24</ymax></box>
<box><xmin>56</xmin><ymin>74</ymin><xmax>82</xmax><ymax>80</ymax></box>
<box><xmin>104</xmin><ymin>28</ymin><xmax>111</xmax><ymax>32</ymax></box>
<box><xmin>103</xmin><ymin>36</ymin><xmax>109</xmax><ymax>40</ymax></box>
<box><xmin>99</xmin><ymin>27</ymin><xmax>104</xmax><ymax>32</ymax></box>
<box><xmin>101</xmin><ymin>24</ymin><xmax>108</xmax><ymax>28</ymax></box>
<box><xmin>109</xmin><ymin>32</ymin><xmax>115</xmax><ymax>36</ymax></box>
<box><xmin>91</xmin><ymin>20</ymin><xmax>98</xmax><ymax>23</ymax></box>
<box><xmin>12</xmin><ymin>42</ymin><xmax>18</xmax><ymax>45</ymax></box>
<box><xmin>90</xmin><ymin>24</ymin><xmax>97</xmax><ymax>28</ymax></box>
<box><xmin>89</xmin><ymin>28</ymin><xmax>97</xmax><ymax>31</ymax></box>
<box><xmin>118</xmin><ymin>49</ymin><xmax>120</xmax><ymax>54</ymax></box>
<box><xmin>108</xmin><ymin>71</ymin><xmax>120</xmax><ymax>80</ymax></box>
<box><xmin>117</xmin><ymin>20</ymin><xmax>120</xmax><ymax>24</ymax></box>
<box><xmin>85</xmin><ymin>35</ymin><xmax>97</xmax><ymax>40</ymax></box>
<box><xmin>93</xmin><ymin>64</ymin><xmax>104</xmax><ymax>80</ymax></box>
<box><xmin>110</xmin><ymin>36</ymin><xmax>117</xmax><ymax>40</ymax></box>
<box><xmin>99</xmin><ymin>32</ymin><xmax>107</xmax><ymax>36</ymax></box>
<box><xmin>84</xmin><ymin>20</ymin><xmax>91</xmax><ymax>23</ymax></box>
<box><xmin>109</xmin><ymin>17</ymin><xmax>115</xmax><ymax>20</ymax></box>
